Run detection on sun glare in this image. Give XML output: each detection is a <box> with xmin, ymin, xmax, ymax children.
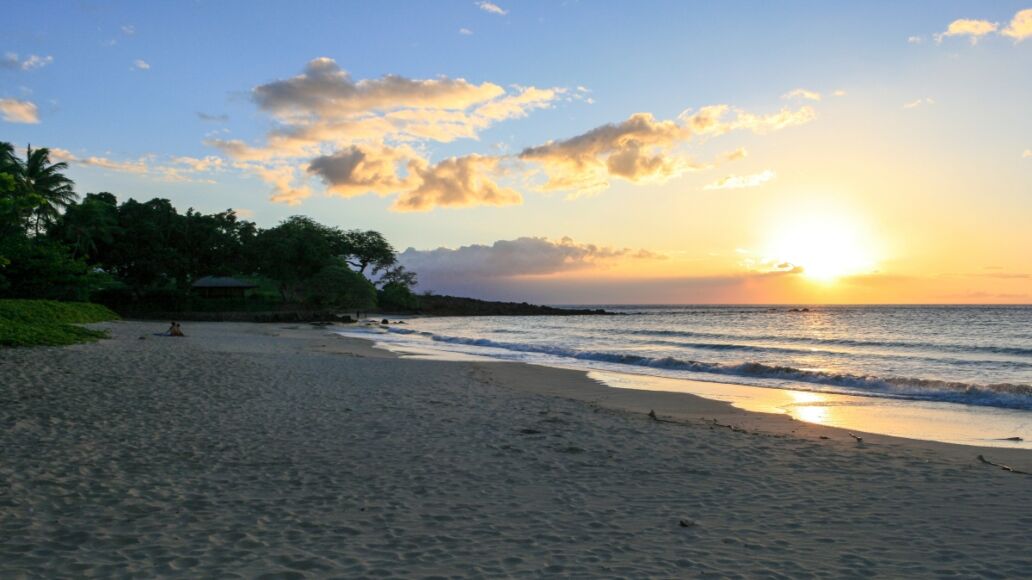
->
<box><xmin>763</xmin><ymin>210</ymin><xmax>877</xmax><ymax>281</ymax></box>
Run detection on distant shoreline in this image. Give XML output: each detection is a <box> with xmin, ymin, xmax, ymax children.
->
<box><xmin>116</xmin><ymin>293</ymin><xmax>616</xmax><ymax>322</ymax></box>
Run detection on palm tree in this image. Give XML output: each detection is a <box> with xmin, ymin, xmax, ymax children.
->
<box><xmin>0</xmin><ymin>141</ymin><xmax>16</xmax><ymax>174</ymax></box>
<box><xmin>12</xmin><ymin>145</ymin><xmax>77</xmax><ymax>235</ymax></box>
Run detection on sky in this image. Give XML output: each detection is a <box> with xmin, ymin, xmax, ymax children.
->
<box><xmin>2</xmin><ymin>0</ymin><xmax>1030</xmax><ymax>304</ymax></box>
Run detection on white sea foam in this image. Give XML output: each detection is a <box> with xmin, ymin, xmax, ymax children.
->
<box><xmin>342</xmin><ymin>306</ymin><xmax>1032</xmax><ymax>410</ymax></box>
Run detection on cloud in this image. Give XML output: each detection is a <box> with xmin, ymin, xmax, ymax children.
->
<box><xmin>252</xmin><ymin>57</ymin><xmax>505</xmax><ymax>120</ymax></box>
<box><xmin>132</xmin><ymin>59</ymin><xmax>150</xmax><ymax>71</ymax></box>
<box><xmin>703</xmin><ymin>170</ymin><xmax>776</xmax><ymax>190</ymax></box>
<box><xmin>519</xmin><ymin>113</ymin><xmax>694</xmax><ymax>194</ymax></box>
<box><xmin>211</xmin><ymin>57</ymin><xmax>563</xmax><ymax>208</ymax></box>
<box><xmin>782</xmin><ymin>88</ymin><xmax>821</xmax><ymax>101</ymax></box>
<box><xmin>212</xmin><ymin>60</ymin><xmax>560</xmax><ymax>159</ymax></box>
<box><xmin>908</xmin><ymin>35</ymin><xmax>924</xmax><ymax>44</ymax></box>
<box><xmin>0</xmin><ymin>98</ymin><xmax>39</xmax><ymax>123</ymax></box>
<box><xmin>79</xmin><ymin>155</ymin><xmax>149</xmax><ymax>174</ymax></box>
<box><xmin>306</xmin><ymin>146</ymin><xmax>520</xmax><ymax>211</ymax></box>
<box><xmin>393</xmin><ymin>155</ymin><xmax>521</xmax><ymax>211</ymax></box>
<box><xmin>122</xmin><ymin>24</ymin><xmax>136</xmax><ymax>35</ymax></box>
<box><xmin>47</xmin><ymin>148</ymin><xmax>77</xmax><ymax>163</ymax></box>
<box><xmin>832</xmin><ymin>89</ymin><xmax>847</xmax><ymax>97</ymax></box>
<box><xmin>307</xmin><ymin>144</ymin><xmax>416</xmax><ymax>197</ymax></box>
<box><xmin>723</xmin><ymin>106</ymin><xmax>817</xmax><ymax>134</ymax></box>
<box><xmin>20</xmin><ymin>54</ymin><xmax>53</xmax><ymax>71</ymax></box>
<box><xmin>944</xmin><ymin>291</ymin><xmax>1029</xmax><ymax>300</ymax></box>
<box><xmin>967</xmin><ymin>272</ymin><xmax>1030</xmax><ymax>279</ymax></box>
<box><xmin>397</xmin><ymin>236</ymin><xmax>660</xmax><ymax>282</ymax></box>
<box><xmin>520</xmin><ymin>104</ymin><xmax>813</xmax><ymax>195</ymax></box>
<box><xmin>738</xmin><ymin>253</ymin><xmax>806</xmax><ymax>276</ymax></box>
<box><xmin>903</xmin><ymin>97</ymin><xmax>935</xmax><ymax>109</ymax></box>
<box><xmin>1024</xmin><ymin>149</ymin><xmax>1032</xmax><ymax>158</ymax></box>
<box><xmin>935</xmin><ymin>19</ymin><xmax>998</xmax><ymax>44</ymax></box>
<box><xmin>172</xmin><ymin>155</ymin><xmax>224</xmax><ymax>172</ymax></box>
<box><xmin>1</xmin><ymin>53</ymin><xmax>53</xmax><ymax>71</ymax></box>
<box><xmin>197</xmin><ymin>112</ymin><xmax>229</xmax><ymax>122</ymax></box>
<box><xmin>475</xmin><ymin>1</ymin><xmax>508</xmax><ymax>16</ymax></box>
<box><xmin>209</xmin><ymin>59</ymin><xmax>817</xmax><ymax>209</ymax></box>
<box><xmin>1002</xmin><ymin>8</ymin><xmax>1032</xmax><ymax>41</ymax></box>
<box><xmin>53</xmin><ymin>148</ymin><xmax>225</xmax><ymax>183</ymax></box>
<box><xmin>680</xmin><ymin>104</ymin><xmax>816</xmax><ymax>136</ymax></box>
<box><xmin>241</xmin><ymin>163</ymin><xmax>312</xmax><ymax>205</ymax></box>
<box><xmin>459</xmin><ymin>28</ymin><xmax>474</xmax><ymax>35</ymax></box>
<box><xmin>721</xmin><ymin>147</ymin><xmax>748</xmax><ymax>162</ymax></box>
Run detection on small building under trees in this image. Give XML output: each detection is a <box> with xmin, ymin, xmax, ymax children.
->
<box><xmin>191</xmin><ymin>276</ymin><xmax>257</xmax><ymax>299</ymax></box>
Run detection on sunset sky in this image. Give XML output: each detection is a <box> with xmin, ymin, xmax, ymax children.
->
<box><xmin>2</xmin><ymin>1</ymin><xmax>1030</xmax><ymax>304</ymax></box>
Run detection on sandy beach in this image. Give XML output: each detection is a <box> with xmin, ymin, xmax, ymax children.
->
<box><xmin>3</xmin><ymin>321</ymin><xmax>1032</xmax><ymax>578</ymax></box>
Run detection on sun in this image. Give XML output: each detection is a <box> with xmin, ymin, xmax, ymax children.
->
<box><xmin>762</xmin><ymin>210</ymin><xmax>878</xmax><ymax>281</ymax></box>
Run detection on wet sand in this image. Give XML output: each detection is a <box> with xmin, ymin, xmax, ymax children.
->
<box><xmin>2</xmin><ymin>321</ymin><xmax>1031</xmax><ymax>577</ymax></box>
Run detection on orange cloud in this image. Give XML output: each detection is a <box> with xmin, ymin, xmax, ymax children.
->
<box><xmin>520</xmin><ymin>104</ymin><xmax>813</xmax><ymax>196</ymax></box>
<box><xmin>393</xmin><ymin>155</ymin><xmax>521</xmax><ymax>212</ymax></box>
<box><xmin>0</xmin><ymin>98</ymin><xmax>39</xmax><ymax>124</ymax></box>
<box><xmin>704</xmin><ymin>170</ymin><xmax>776</xmax><ymax>190</ymax></box>
<box><xmin>209</xmin><ymin>58</ymin><xmax>563</xmax><ymax>208</ymax></box>
<box><xmin>936</xmin><ymin>18</ymin><xmax>998</xmax><ymax>44</ymax></box>
<box><xmin>1002</xmin><ymin>8</ymin><xmax>1032</xmax><ymax>41</ymax></box>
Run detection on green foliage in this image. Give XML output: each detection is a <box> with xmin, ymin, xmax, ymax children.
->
<box><xmin>342</xmin><ymin>229</ymin><xmax>396</xmax><ymax>274</ymax></box>
<box><xmin>0</xmin><ymin>299</ymin><xmax>119</xmax><ymax>323</ymax></box>
<box><xmin>47</xmin><ymin>192</ymin><xmax>119</xmax><ymax>261</ymax></box>
<box><xmin>0</xmin><ymin>141</ymin><xmax>416</xmax><ymax>315</ymax></box>
<box><xmin>79</xmin><ymin>197</ymin><xmax>256</xmax><ymax>295</ymax></box>
<box><xmin>307</xmin><ymin>264</ymin><xmax>378</xmax><ymax>310</ymax></box>
<box><xmin>6</xmin><ymin>146</ymin><xmax>78</xmax><ymax>234</ymax></box>
<box><xmin>0</xmin><ymin>299</ymin><xmax>119</xmax><ymax>347</ymax></box>
<box><xmin>378</xmin><ymin>281</ymin><xmax>420</xmax><ymax>311</ymax></box>
<box><xmin>377</xmin><ymin>264</ymin><xmax>417</xmax><ymax>288</ymax></box>
<box><xmin>251</xmin><ymin>216</ymin><xmax>346</xmax><ymax>301</ymax></box>
<box><xmin>0</xmin><ymin>237</ymin><xmax>91</xmax><ymax>301</ymax></box>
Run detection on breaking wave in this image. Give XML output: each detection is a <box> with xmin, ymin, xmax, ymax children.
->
<box><xmin>383</xmin><ymin>327</ymin><xmax>1032</xmax><ymax>410</ymax></box>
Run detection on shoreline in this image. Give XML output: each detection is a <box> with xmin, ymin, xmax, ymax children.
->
<box><xmin>340</xmin><ymin>330</ymin><xmax>1032</xmax><ymax>466</ymax></box>
<box><xmin>3</xmin><ymin>320</ymin><xmax>1032</xmax><ymax>577</ymax></box>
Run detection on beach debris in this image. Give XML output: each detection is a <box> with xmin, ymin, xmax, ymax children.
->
<box><xmin>977</xmin><ymin>455</ymin><xmax>1032</xmax><ymax>475</ymax></box>
<box><xmin>708</xmin><ymin>418</ymin><xmax>747</xmax><ymax>433</ymax></box>
<box><xmin>993</xmin><ymin>436</ymin><xmax>1024</xmax><ymax>442</ymax></box>
<box><xmin>819</xmin><ymin>436</ymin><xmax>829</xmax><ymax>440</ymax></box>
<box><xmin>847</xmin><ymin>433</ymin><xmax>864</xmax><ymax>443</ymax></box>
<box><xmin>648</xmin><ymin>410</ymin><xmax>677</xmax><ymax>424</ymax></box>
<box><xmin>679</xmin><ymin>519</ymin><xmax>698</xmax><ymax>528</ymax></box>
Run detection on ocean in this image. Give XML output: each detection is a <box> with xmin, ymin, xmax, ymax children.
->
<box><xmin>336</xmin><ymin>305</ymin><xmax>1032</xmax><ymax>446</ymax></box>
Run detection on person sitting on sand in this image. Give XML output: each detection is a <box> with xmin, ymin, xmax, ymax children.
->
<box><xmin>166</xmin><ymin>322</ymin><xmax>185</xmax><ymax>337</ymax></box>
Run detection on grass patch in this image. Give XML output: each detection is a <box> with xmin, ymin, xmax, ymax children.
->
<box><xmin>0</xmin><ymin>300</ymin><xmax>120</xmax><ymax>347</ymax></box>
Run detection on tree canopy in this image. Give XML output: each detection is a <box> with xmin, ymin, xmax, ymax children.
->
<box><xmin>0</xmin><ymin>140</ymin><xmax>420</xmax><ymax>313</ymax></box>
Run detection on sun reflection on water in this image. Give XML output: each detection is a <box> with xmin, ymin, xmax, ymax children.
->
<box><xmin>787</xmin><ymin>391</ymin><xmax>830</xmax><ymax>424</ymax></box>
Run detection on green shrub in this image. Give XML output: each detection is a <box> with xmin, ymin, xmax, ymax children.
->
<box><xmin>306</xmin><ymin>265</ymin><xmax>377</xmax><ymax>310</ymax></box>
<box><xmin>0</xmin><ymin>299</ymin><xmax>119</xmax><ymax>347</ymax></box>
<box><xmin>378</xmin><ymin>281</ymin><xmax>420</xmax><ymax>311</ymax></box>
